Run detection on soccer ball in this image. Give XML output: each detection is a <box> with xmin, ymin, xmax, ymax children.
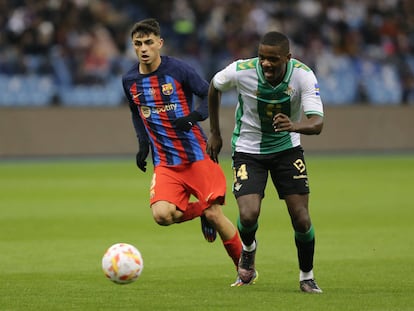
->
<box><xmin>102</xmin><ymin>243</ymin><xmax>144</xmax><ymax>284</ymax></box>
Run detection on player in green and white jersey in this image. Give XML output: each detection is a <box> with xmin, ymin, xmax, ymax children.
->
<box><xmin>207</xmin><ymin>31</ymin><xmax>323</xmax><ymax>293</ymax></box>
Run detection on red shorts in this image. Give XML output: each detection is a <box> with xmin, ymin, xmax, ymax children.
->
<box><xmin>149</xmin><ymin>158</ymin><xmax>226</xmax><ymax>212</ymax></box>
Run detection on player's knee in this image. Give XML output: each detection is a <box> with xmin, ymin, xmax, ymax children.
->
<box><xmin>152</xmin><ymin>212</ymin><xmax>172</xmax><ymax>226</ymax></box>
<box><xmin>242</xmin><ymin>213</ymin><xmax>259</xmax><ymax>226</ymax></box>
<box><xmin>203</xmin><ymin>205</ymin><xmax>222</xmax><ymax>226</ymax></box>
<box><xmin>151</xmin><ymin>203</ymin><xmax>175</xmax><ymax>226</ymax></box>
<box><xmin>292</xmin><ymin>213</ymin><xmax>311</xmax><ymax>232</ymax></box>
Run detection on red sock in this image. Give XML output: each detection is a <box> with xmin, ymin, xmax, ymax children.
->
<box><xmin>223</xmin><ymin>231</ymin><xmax>242</xmax><ymax>268</ymax></box>
<box><xmin>178</xmin><ymin>201</ymin><xmax>204</xmax><ymax>223</ymax></box>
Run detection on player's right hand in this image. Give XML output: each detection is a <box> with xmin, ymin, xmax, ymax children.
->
<box><xmin>136</xmin><ymin>141</ymin><xmax>149</xmax><ymax>172</ymax></box>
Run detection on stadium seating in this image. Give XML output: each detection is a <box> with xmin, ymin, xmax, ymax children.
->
<box><xmin>359</xmin><ymin>60</ymin><xmax>402</xmax><ymax>105</ymax></box>
<box><xmin>0</xmin><ymin>75</ymin><xmax>55</xmax><ymax>107</ymax></box>
<box><xmin>0</xmin><ymin>74</ymin><xmax>124</xmax><ymax>107</ymax></box>
<box><xmin>316</xmin><ymin>56</ymin><xmax>359</xmax><ymax>105</ymax></box>
<box><xmin>58</xmin><ymin>77</ymin><xmax>124</xmax><ymax>107</ymax></box>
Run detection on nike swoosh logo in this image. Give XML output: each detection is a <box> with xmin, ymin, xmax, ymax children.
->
<box><xmin>133</xmin><ymin>92</ymin><xmax>142</xmax><ymax>98</ymax></box>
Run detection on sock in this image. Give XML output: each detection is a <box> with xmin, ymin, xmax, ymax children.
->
<box><xmin>300</xmin><ymin>269</ymin><xmax>314</xmax><ymax>281</ymax></box>
<box><xmin>295</xmin><ymin>225</ymin><xmax>315</xmax><ymax>273</ymax></box>
<box><xmin>223</xmin><ymin>231</ymin><xmax>242</xmax><ymax>268</ymax></box>
<box><xmin>237</xmin><ymin>217</ymin><xmax>258</xmax><ymax>247</ymax></box>
<box><xmin>242</xmin><ymin>240</ymin><xmax>256</xmax><ymax>252</ymax></box>
<box><xmin>178</xmin><ymin>201</ymin><xmax>204</xmax><ymax>223</ymax></box>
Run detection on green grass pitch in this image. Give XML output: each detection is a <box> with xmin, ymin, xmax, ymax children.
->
<box><xmin>0</xmin><ymin>155</ymin><xmax>413</xmax><ymax>310</ymax></box>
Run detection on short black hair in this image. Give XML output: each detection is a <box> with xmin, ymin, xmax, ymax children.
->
<box><xmin>130</xmin><ymin>18</ymin><xmax>161</xmax><ymax>38</ymax></box>
<box><xmin>260</xmin><ymin>31</ymin><xmax>290</xmax><ymax>53</ymax></box>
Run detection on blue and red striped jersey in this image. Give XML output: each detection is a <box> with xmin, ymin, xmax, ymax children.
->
<box><xmin>122</xmin><ymin>56</ymin><xmax>210</xmax><ymax>167</ymax></box>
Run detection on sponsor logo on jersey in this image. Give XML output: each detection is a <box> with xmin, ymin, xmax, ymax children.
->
<box><xmin>140</xmin><ymin>106</ymin><xmax>151</xmax><ymax>118</ymax></box>
<box><xmin>161</xmin><ymin>83</ymin><xmax>174</xmax><ymax>95</ymax></box>
<box><xmin>140</xmin><ymin>103</ymin><xmax>178</xmax><ymax>118</ymax></box>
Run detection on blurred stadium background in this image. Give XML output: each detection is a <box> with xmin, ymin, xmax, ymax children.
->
<box><xmin>0</xmin><ymin>0</ymin><xmax>413</xmax><ymax>157</ymax></box>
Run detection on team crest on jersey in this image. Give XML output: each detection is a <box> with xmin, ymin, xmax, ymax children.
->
<box><xmin>141</xmin><ymin>106</ymin><xmax>151</xmax><ymax>118</ymax></box>
<box><xmin>161</xmin><ymin>83</ymin><xmax>174</xmax><ymax>95</ymax></box>
<box><xmin>284</xmin><ymin>86</ymin><xmax>294</xmax><ymax>96</ymax></box>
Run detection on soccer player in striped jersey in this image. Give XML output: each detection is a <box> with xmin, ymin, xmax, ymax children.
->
<box><xmin>207</xmin><ymin>31</ymin><xmax>324</xmax><ymax>293</ymax></box>
<box><xmin>121</xmin><ymin>18</ymin><xmax>241</xmax><ymax>275</ymax></box>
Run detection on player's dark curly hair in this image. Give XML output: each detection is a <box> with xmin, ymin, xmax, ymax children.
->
<box><xmin>130</xmin><ymin>18</ymin><xmax>161</xmax><ymax>38</ymax></box>
<box><xmin>260</xmin><ymin>31</ymin><xmax>290</xmax><ymax>53</ymax></box>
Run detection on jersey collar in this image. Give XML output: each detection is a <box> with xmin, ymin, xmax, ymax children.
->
<box><xmin>256</xmin><ymin>58</ymin><xmax>293</xmax><ymax>91</ymax></box>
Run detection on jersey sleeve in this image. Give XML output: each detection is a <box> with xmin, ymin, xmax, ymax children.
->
<box><xmin>129</xmin><ymin>104</ymin><xmax>149</xmax><ymax>144</ymax></box>
<box><xmin>180</xmin><ymin>61</ymin><xmax>209</xmax><ymax>120</ymax></box>
<box><xmin>300</xmin><ymin>70</ymin><xmax>324</xmax><ymax>117</ymax></box>
<box><xmin>122</xmin><ymin>76</ymin><xmax>149</xmax><ymax>144</ymax></box>
<box><xmin>212</xmin><ymin>61</ymin><xmax>238</xmax><ymax>92</ymax></box>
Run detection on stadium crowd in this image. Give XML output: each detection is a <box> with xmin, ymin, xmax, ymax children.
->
<box><xmin>0</xmin><ymin>0</ymin><xmax>413</xmax><ymax>106</ymax></box>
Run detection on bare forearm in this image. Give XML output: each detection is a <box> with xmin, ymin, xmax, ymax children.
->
<box><xmin>293</xmin><ymin>115</ymin><xmax>323</xmax><ymax>135</ymax></box>
<box><xmin>208</xmin><ymin>82</ymin><xmax>222</xmax><ymax>136</ymax></box>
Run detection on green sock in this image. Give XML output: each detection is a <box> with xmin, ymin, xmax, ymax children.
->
<box><xmin>295</xmin><ymin>225</ymin><xmax>315</xmax><ymax>242</ymax></box>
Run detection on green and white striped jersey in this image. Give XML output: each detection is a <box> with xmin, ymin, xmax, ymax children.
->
<box><xmin>213</xmin><ymin>58</ymin><xmax>324</xmax><ymax>154</ymax></box>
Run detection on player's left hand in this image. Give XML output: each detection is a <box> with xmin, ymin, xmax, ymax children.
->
<box><xmin>273</xmin><ymin>113</ymin><xmax>295</xmax><ymax>132</ymax></box>
<box><xmin>207</xmin><ymin>134</ymin><xmax>222</xmax><ymax>163</ymax></box>
<box><xmin>173</xmin><ymin>111</ymin><xmax>202</xmax><ymax>132</ymax></box>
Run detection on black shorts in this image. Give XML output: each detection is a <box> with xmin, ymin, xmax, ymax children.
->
<box><xmin>232</xmin><ymin>146</ymin><xmax>310</xmax><ymax>199</ymax></box>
